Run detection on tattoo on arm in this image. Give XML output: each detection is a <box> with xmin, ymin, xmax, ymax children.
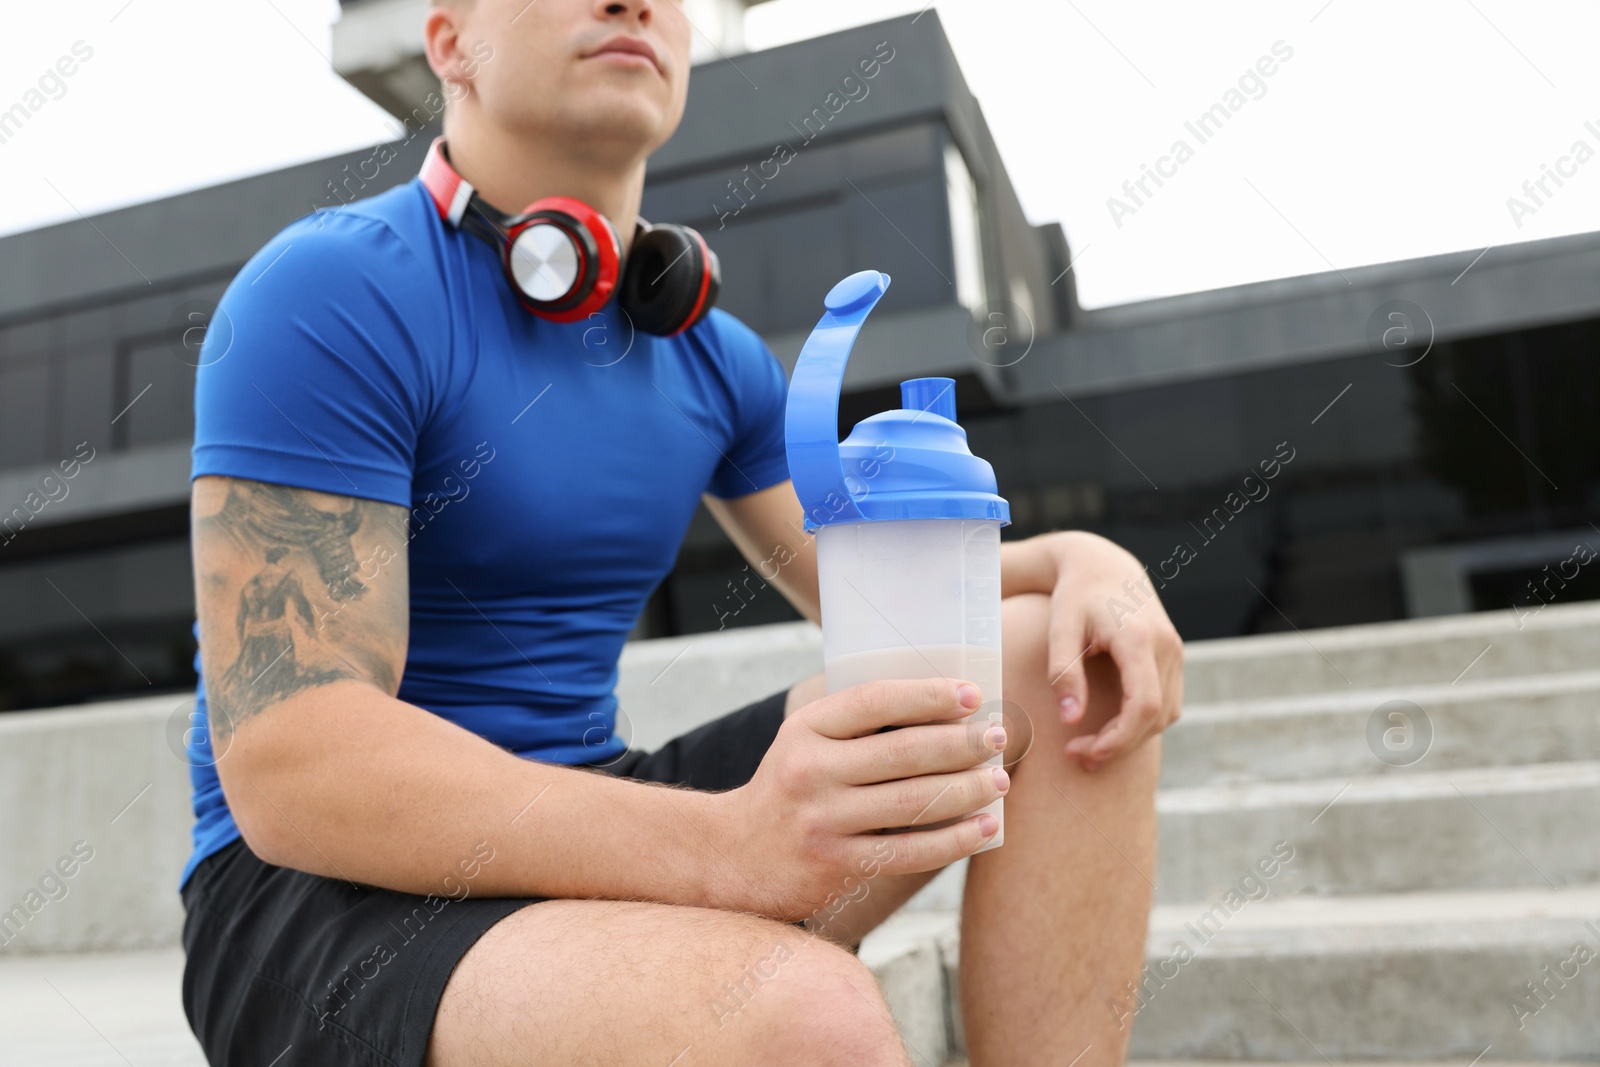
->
<box><xmin>194</xmin><ymin>478</ymin><xmax>409</xmax><ymax>740</ymax></box>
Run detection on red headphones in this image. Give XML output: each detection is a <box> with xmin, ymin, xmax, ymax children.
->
<box><xmin>419</xmin><ymin>137</ymin><xmax>720</xmax><ymax>337</ymax></box>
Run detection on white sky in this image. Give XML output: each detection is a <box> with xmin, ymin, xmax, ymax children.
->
<box><xmin>3</xmin><ymin>0</ymin><xmax>1599</xmax><ymax>308</ymax></box>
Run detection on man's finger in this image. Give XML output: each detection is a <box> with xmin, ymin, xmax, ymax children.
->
<box><xmin>1046</xmin><ymin>611</ymin><xmax>1091</xmax><ymax>726</ymax></box>
<box><xmin>1097</xmin><ymin>629</ymin><xmax>1165</xmax><ymax>761</ymax></box>
<box><xmin>837</xmin><ymin>763</ymin><xmax>1008</xmax><ymax>834</ymax></box>
<box><xmin>1066</xmin><ymin>712</ymin><xmax>1133</xmax><ymax>768</ymax></box>
<box><xmin>1159</xmin><ymin>626</ymin><xmax>1186</xmax><ymax>726</ymax></box>
<box><xmin>829</xmin><ymin>719</ymin><xmax>1004</xmax><ymax>785</ymax></box>
<box><xmin>1067</xmin><ymin>630</ymin><xmax>1163</xmax><ymax>766</ymax></box>
<box><xmin>857</xmin><ymin>812</ymin><xmax>1001</xmax><ymax>876</ymax></box>
<box><xmin>803</xmin><ymin>676</ymin><xmax>982</xmax><ymax>740</ymax></box>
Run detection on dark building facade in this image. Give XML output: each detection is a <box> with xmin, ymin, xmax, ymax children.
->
<box><xmin>0</xmin><ymin>12</ymin><xmax>1597</xmax><ymax>713</ymax></box>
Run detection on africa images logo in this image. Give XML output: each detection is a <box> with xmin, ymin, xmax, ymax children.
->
<box><xmin>709</xmin><ymin>41</ymin><xmax>896</xmax><ymax>229</ymax></box>
<box><xmin>0</xmin><ymin>40</ymin><xmax>94</xmax><ymax>147</ymax></box>
<box><xmin>1106</xmin><ymin>40</ymin><xmax>1294</xmax><ymax>228</ymax></box>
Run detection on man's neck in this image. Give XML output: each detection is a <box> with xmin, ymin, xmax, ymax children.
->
<box><xmin>444</xmin><ymin>120</ymin><xmax>649</xmax><ymax>255</ymax></box>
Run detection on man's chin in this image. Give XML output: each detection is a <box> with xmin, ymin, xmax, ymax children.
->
<box><xmin>552</xmin><ymin>98</ymin><xmax>676</xmax><ymax>157</ymax></box>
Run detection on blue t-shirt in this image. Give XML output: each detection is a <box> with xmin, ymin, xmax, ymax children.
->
<box><xmin>180</xmin><ymin>179</ymin><xmax>791</xmax><ymax>889</ymax></box>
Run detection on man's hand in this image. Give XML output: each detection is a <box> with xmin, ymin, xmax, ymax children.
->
<box><xmin>708</xmin><ymin>677</ymin><xmax>1009</xmax><ymax>922</ymax></box>
<box><xmin>1023</xmin><ymin>531</ymin><xmax>1184</xmax><ymax>772</ymax></box>
<box><xmin>703</xmin><ymin>480</ymin><xmax>1182</xmax><ymax>775</ymax></box>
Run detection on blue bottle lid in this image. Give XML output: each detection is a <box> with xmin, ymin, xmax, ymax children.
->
<box><xmin>784</xmin><ymin>270</ymin><xmax>1010</xmax><ymax>532</ymax></box>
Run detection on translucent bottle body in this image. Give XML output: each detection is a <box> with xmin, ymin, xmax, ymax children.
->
<box><xmin>817</xmin><ymin>517</ymin><xmax>1004</xmax><ymax>852</ymax></box>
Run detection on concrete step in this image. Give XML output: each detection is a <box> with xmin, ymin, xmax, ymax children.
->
<box><xmin>1163</xmin><ymin>669</ymin><xmax>1600</xmax><ymax>788</ymax></box>
<box><xmin>1136</xmin><ymin>884</ymin><xmax>1600</xmax><ymax>1061</ymax></box>
<box><xmin>617</xmin><ymin>599</ymin><xmax>1600</xmax><ymax>724</ymax></box>
<box><xmin>0</xmin><ymin>947</ymin><xmax>203</xmax><ymax>1066</ymax></box>
<box><xmin>0</xmin><ymin>695</ymin><xmax>192</xmax><ymax>956</ymax></box>
<box><xmin>614</xmin><ymin>621</ymin><xmax>825</xmax><ymax>751</ymax></box>
<box><xmin>1181</xmin><ymin>600</ymin><xmax>1600</xmax><ymax>704</ymax></box>
<box><xmin>1157</xmin><ymin>760</ymin><xmax>1600</xmax><ymax>902</ymax></box>
<box><xmin>8</xmin><ymin>911</ymin><xmax>1600</xmax><ymax>1067</ymax></box>
<box><xmin>5</xmin><ymin>606</ymin><xmax>1596</xmax><ymax>953</ymax></box>
<box><xmin>7</xmin><ymin>675</ymin><xmax>1593</xmax><ymax>952</ymax></box>
<box><xmin>865</xmin><ymin>885</ymin><xmax>1600</xmax><ymax>1063</ymax></box>
<box><xmin>0</xmin><ymin>621</ymin><xmax>828</xmax><ymax>958</ymax></box>
<box><xmin>902</xmin><ymin>760</ymin><xmax>1600</xmax><ymax>912</ymax></box>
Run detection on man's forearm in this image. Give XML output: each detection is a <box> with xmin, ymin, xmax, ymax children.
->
<box><xmin>1000</xmin><ymin>530</ymin><xmax>1067</xmax><ymax>598</ymax></box>
<box><xmin>219</xmin><ymin>679</ymin><xmax>745</xmax><ymax>910</ymax></box>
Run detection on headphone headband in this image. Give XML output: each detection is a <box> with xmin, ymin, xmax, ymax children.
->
<box><xmin>419</xmin><ymin>137</ymin><xmax>475</xmax><ymax>227</ymax></box>
<box><xmin>420</xmin><ymin>138</ymin><xmax>537</xmax><ymax>252</ymax></box>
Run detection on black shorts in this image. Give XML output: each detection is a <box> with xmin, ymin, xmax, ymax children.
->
<box><xmin>180</xmin><ymin>688</ymin><xmax>791</xmax><ymax>1067</ymax></box>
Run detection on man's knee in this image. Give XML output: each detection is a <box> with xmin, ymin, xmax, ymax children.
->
<box><xmin>999</xmin><ymin>589</ymin><xmax>1162</xmax><ymax>785</ymax></box>
<box><xmin>1001</xmin><ymin>592</ymin><xmax>1052</xmax><ymax>670</ymax></box>
<box><xmin>430</xmin><ymin>901</ymin><xmax>909</xmax><ymax>1067</ymax></box>
<box><xmin>748</xmin><ymin>938</ymin><xmax>910</xmax><ymax>1067</ymax></box>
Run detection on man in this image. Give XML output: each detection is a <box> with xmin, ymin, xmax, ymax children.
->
<box><xmin>179</xmin><ymin>1</ymin><xmax>1183</xmax><ymax>1064</ymax></box>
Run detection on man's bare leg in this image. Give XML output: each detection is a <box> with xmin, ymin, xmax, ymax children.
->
<box><xmin>427</xmin><ymin>898</ymin><xmax>911</xmax><ymax>1067</ymax></box>
<box><xmin>962</xmin><ymin>592</ymin><xmax>1160</xmax><ymax>1066</ymax></box>
<box><xmin>430</xmin><ymin>591</ymin><xmax>1157</xmax><ymax>1066</ymax></box>
<box><xmin>785</xmin><ymin>593</ymin><xmax>1159</xmax><ymax>1062</ymax></box>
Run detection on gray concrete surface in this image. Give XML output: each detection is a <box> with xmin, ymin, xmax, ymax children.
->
<box><xmin>1181</xmin><ymin>600</ymin><xmax>1600</xmax><ymax>702</ymax></box>
<box><xmin>900</xmin><ymin>760</ymin><xmax>1600</xmax><ymax>910</ymax></box>
<box><xmin>1163</xmin><ymin>668</ymin><xmax>1600</xmax><ymax>788</ymax></box>
<box><xmin>1133</xmin><ymin>884</ymin><xmax>1600</xmax><ymax>1061</ymax></box>
<box><xmin>0</xmin><ymin>696</ymin><xmax>193</xmax><ymax>954</ymax></box>
<box><xmin>871</xmin><ymin>600</ymin><xmax>1600</xmax><ymax>1059</ymax></box>
<box><xmin>0</xmin><ymin>947</ymin><xmax>202</xmax><ymax>1066</ymax></box>
<box><xmin>613</xmin><ymin>620</ymin><xmax>824</xmax><ymax>752</ymax></box>
<box><xmin>0</xmin><ymin>625</ymin><xmax>826</xmax><ymax>957</ymax></box>
<box><xmin>879</xmin><ymin>885</ymin><xmax>1600</xmax><ymax>1062</ymax></box>
<box><xmin>5</xmin><ymin>600</ymin><xmax>1599</xmax><ymax>1062</ymax></box>
<box><xmin>1156</xmin><ymin>760</ymin><xmax>1600</xmax><ymax>901</ymax></box>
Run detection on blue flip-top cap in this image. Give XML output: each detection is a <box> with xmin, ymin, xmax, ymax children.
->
<box><xmin>784</xmin><ymin>270</ymin><xmax>1010</xmax><ymax>532</ymax></box>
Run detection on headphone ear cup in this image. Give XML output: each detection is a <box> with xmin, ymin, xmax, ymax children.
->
<box><xmin>503</xmin><ymin>198</ymin><xmax>621</xmax><ymax>322</ymax></box>
<box><xmin>618</xmin><ymin>224</ymin><xmax>719</xmax><ymax>336</ymax></box>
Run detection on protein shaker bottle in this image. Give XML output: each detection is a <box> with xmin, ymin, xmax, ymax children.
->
<box><xmin>785</xmin><ymin>270</ymin><xmax>1011</xmax><ymax>852</ymax></box>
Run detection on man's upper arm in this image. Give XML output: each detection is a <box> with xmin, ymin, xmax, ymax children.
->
<box><xmin>193</xmin><ymin>475</ymin><xmax>410</xmax><ymax>743</ymax></box>
<box><xmin>188</xmin><ymin>212</ymin><xmax>443</xmax><ymax>740</ymax></box>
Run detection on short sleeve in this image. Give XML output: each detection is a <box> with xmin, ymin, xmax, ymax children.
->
<box><xmin>704</xmin><ymin>312</ymin><xmax>792</xmax><ymax>499</ymax></box>
<box><xmin>190</xmin><ymin>214</ymin><xmax>445</xmax><ymax>508</ymax></box>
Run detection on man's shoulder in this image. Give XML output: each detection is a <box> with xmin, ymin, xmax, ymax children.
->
<box><xmin>695</xmin><ymin>307</ymin><xmax>778</xmax><ymax>367</ymax></box>
<box><xmin>239</xmin><ymin>181</ymin><xmax>440</xmax><ymax>291</ymax></box>
<box><xmin>204</xmin><ymin>180</ymin><xmax>452</xmax><ymax>385</ymax></box>
<box><xmin>685</xmin><ymin>309</ymin><xmax>788</xmax><ymax>421</ymax></box>
<box><xmin>219</xmin><ymin>181</ymin><xmax>451</xmax><ymax>329</ymax></box>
